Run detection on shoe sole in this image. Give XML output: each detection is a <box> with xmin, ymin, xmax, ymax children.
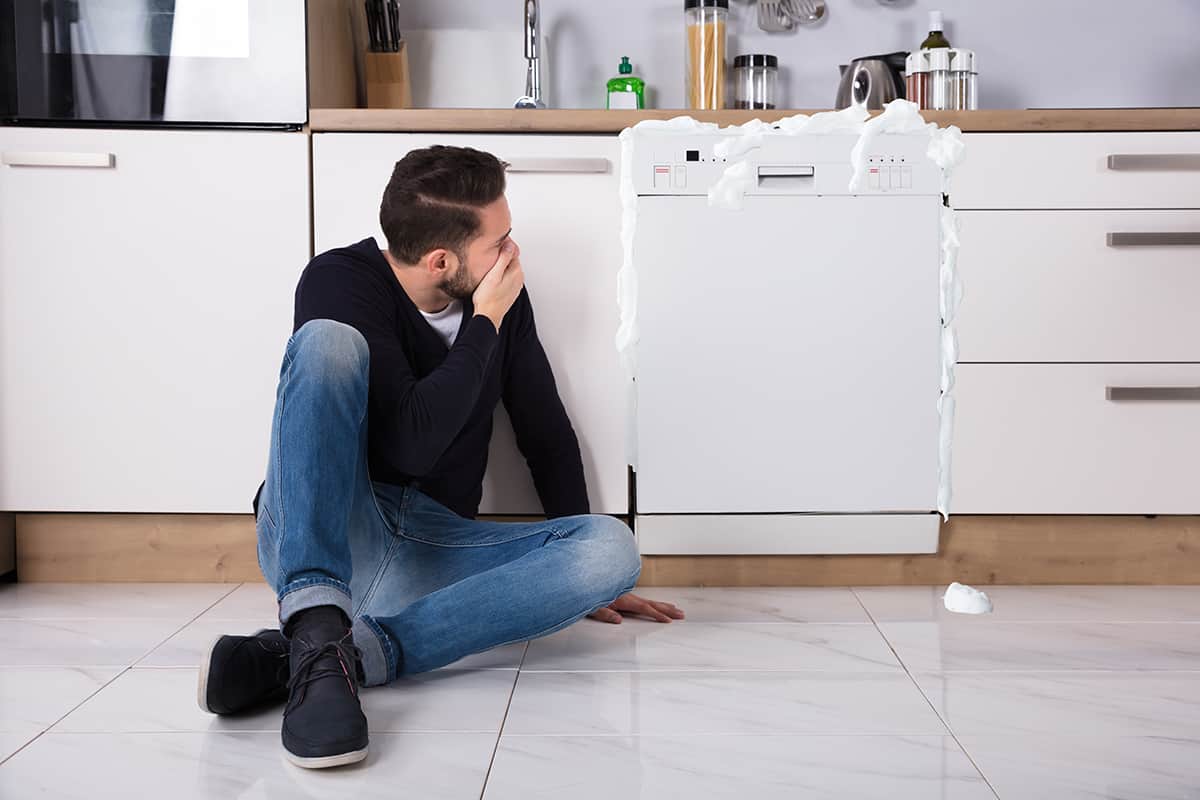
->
<box><xmin>284</xmin><ymin>746</ymin><xmax>369</xmax><ymax>769</ymax></box>
<box><xmin>196</xmin><ymin>633</ymin><xmax>223</xmax><ymax>714</ymax></box>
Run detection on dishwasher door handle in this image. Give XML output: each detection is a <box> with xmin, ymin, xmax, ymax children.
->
<box><xmin>758</xmin><ymin>165</ymin><xmax>816</xmax><ymax>177</ymax></box>
<box><xmin>504</xmin><ymin>157</ymin><xmax>610</xmax><ymax>174</ymax></box>
<box><xmin>757</xmin><ymin>165</ymin><xmax>816</xmax><ymax>189</ymax></box>
<box><xmin>2</xmin><ymin>151</ymin><xmax>116</xmax><ymax>168</ymax></box>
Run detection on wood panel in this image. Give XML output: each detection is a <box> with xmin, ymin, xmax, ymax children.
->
<box><xmin>14</xmin><ymin>513</ymin><xmax>1200</xmax><ymax>585</ymax></box>
<box><xmin>310</xmin><ymin>107</ymin><xmax>1200</xmax><ymax>134</ymax></box>
<box><xmin>639</xmin><ymin>515</ymin><xmax>1200</xmax><ymax>586</ymax></box>
<box><xmin>16</xmin><ymin>514</ymin><xmax>261</xmax><ymax>583</ymax></box>
<box><xmin>307</xmin><ymin>0</ymin><xmax>360</xmax><ymax>109</ymax></box>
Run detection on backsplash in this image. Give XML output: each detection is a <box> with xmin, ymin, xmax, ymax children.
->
<box><xmin>390</xmin><ymin>0</ymin><xmax>1200</xmax><ymax>110</ymax></box>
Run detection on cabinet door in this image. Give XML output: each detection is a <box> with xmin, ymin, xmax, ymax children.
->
<box><xmin>956</xmin><ymin>210</ymin><xmax>1200</xmax><ymax>363</ymax></box>
<box><xmin>951</xmin><ymin>364</ymin><xmax>1200</xmax><ymax>514</ymax></box>
<box><xmin>313</xmin><ymin>133</ymin><xmax>627</xmax><ymax>515</ymax></box>
<box><xmin>954</xmin><ymin>132</ymin><xmax>1200</xmax><ymax>210</ymax></box>
<box><xmin>0</xmin><ymin>128</ymin><xmax>309</xmax><ymax>512</ymax></box>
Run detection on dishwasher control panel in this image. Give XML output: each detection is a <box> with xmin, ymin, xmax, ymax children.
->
<box><xmin>632</xmin><ymin>131</ymin><xmax>941</xmax><ymax>197</ymax></box>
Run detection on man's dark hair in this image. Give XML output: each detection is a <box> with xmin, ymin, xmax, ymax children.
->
<box><xmin>379</xmin><ymin>145</ymin><xmax>509</xmax><ymax>264</ymax></box>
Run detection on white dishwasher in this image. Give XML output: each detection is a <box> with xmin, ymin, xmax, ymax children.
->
<box><xmin>627</xmin><ymin>129</ymin><xmax>945</xmax><ymax>554</ymax></box>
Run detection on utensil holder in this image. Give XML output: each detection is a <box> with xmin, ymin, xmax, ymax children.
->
<box><xmin>365</xmin><ymin>42</ymin><xmax>412</xmax><ymax>109</ymax></box>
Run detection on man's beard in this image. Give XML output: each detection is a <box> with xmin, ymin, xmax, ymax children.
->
<box><xmin>437</xmin><ymin>251</ymin><xmax>474</xmax><ymax>301</ymax></box>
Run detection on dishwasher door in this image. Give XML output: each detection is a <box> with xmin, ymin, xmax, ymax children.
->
<box><xmin>633</xmin><ymin>193</ymin><xmax>941</xmax><ymax>514</ymax></box>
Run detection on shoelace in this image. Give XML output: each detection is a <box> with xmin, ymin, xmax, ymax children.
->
<box><xmin>284</xmin><ymin>637</ymin><xmax>364</xmax><ymax>714</ymax></box>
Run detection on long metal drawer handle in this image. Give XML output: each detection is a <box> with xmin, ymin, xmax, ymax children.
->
<box><xmin>1106</xmin><ymin>232</ymin><xmax>1200</xmax><ymax>247</ymax></box>
<box><xmin>1106</xmin><ymin>154</ymin><xmax>1200</xmax><ymax>171</ymax></box>
<box><xmin>504</xmin><ymin>157</ymin><xmax>609</xmax><ymax>174</ymax></box>
<box><xmin>2</xmin><ymin>151</ymin><xmax>115</xmax><ymax>168</ymax></box>
<box><xmin>1106</xmin><ymin>386</ymin><xmax>1200</xmax><ymax>402</ymax></box>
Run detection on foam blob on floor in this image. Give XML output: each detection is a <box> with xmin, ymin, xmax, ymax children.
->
<box><xmin>943</xmin><ymin>582</ymin><xmax>994</xmax><ymax>614</ymax></box>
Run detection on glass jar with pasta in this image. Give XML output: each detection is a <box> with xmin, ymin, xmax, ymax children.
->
<box><xmin>685</xmin><ymin>0</ymin><xmax>728</xmax><ymax>110</ymax></box>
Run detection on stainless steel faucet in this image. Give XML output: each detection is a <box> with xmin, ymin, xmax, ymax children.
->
<box><xmin>515</xmin><ymin>0</ymin><xmax>546</xmax><ymax>108</ymax></box>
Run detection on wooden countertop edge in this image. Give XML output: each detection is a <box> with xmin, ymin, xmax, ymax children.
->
<box><xmin>310</xmin><ymin>107</ymin><xmax>1200</xmax><ymax>134</ymax></box>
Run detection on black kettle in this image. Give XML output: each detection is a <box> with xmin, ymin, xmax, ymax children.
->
<box><xmin>835</xmin><ymin>51</ymin><xmax>908</xmax><ymax>109</ymax></box>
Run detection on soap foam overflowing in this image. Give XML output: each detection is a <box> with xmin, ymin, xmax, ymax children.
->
<box><xmin>617</xmin><ymin>117</ymin><xmax>718</xmax><ymax>468</ymax></box>
<box><xmin>617</xmin><ymin>101</ymin><xmax>966</xmax><ymax>512</ymax></box>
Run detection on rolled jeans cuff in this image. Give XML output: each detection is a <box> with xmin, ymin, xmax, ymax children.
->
<box><xmin>352</xmin><ymin>615</ymin><xmax>395</xmax><ymax>687</ymax></box>
<box><xmin>277</xmin><ymin>578</ymin><xmax>353</xmax><ymax>631</ymax></box>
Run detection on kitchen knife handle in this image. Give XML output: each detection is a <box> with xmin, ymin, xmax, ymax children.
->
<box><xmin>2</xmin><ymin>151</ymin><xmax>115</xmax><ymax>168</ymax></box>
<box><xmin>505</xmin><ymin>157</ymin><xmax>610</xmax><ymax>174</ymax></box>
<box><xmin>1106</xmin><ymin>386</ymin><xmax>1200</xmax><ymax>402</ymax></box>
<box><xmin>1106</xmin><ymin>154</ymin><xmax>1200</xmax><ymax>171</ymax></box>
<box><xmin>1106</xmin><ymin>232</ymin><xmax>1200</xmax><ymax>247</ymax></box>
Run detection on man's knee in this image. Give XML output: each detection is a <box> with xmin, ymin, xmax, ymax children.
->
<box><xmin>290</xmin><ymin>319</ymin><xmax>369</xmax><ymax>379</ymax></box>
<box><xmin>576</xmin><ymin>514</ymin><xmax>642</xmax><ymax>591</ymax></box>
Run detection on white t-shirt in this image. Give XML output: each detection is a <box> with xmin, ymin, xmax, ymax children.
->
<box><xmin>418</xmin><ymin>298</ymin><xmax>465</xmax><ymax>348</ymax></box>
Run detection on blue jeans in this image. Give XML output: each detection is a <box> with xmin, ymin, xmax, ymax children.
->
<box><xmin>254</xmin><ymin>319</ymin><xmax>642</xmax><ymax>687</ymax></box>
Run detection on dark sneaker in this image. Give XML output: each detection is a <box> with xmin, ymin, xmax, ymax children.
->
<box><xmin>281</xmin><ymin>615</ymin><xmax>369</xmax><ymax>769</ymax></box>
<box><xmin>197</xmin><ymin>628</ymin><xmax>290</xmax><ymax>715</ymax></box>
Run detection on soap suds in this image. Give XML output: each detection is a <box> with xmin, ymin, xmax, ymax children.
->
<box><xmin>617</xmin><ymin>117</ymin><xmax>718</xmax><ymax>468</ymax></box>
<box><xmin>936</xmin><ymin>205</ymin><xmax>964</xmax><ymax>518</ymax></box>
<box><xmin>617</xmin><ymin>101</ymin><xmax>965</xmax><ymax>513</ymax></box>
<box><xmin>943</xmin><ymin>582</ymin><xmax>993</xmax><ymax>614</ymax></box>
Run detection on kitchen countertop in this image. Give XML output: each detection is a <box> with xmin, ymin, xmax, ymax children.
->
<box><xmin>310</xmin><ymin>107</ymin><xmax>1200</xmax><ymax>134</ymax></box>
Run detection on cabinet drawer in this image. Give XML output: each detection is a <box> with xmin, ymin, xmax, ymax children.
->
<box><xmin>955</xmin><ymin>133</ymin><xmax>1200</xmax><ymax>210</ymax></box>
<box><xmin>957</xmin><ymin>210</ymin><xmax>1200</xmax><ymax>363</ymax></box>
<box><xmin>951</xmin><ymin>364</ymin><xmax>1200</xmax><ymax>514</ymax></box>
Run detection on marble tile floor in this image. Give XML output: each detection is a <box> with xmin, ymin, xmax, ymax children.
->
<box><xmin>1</xmin><ymin>582</ymin><xmax>1198</xmax><ymax>798</ymax></box>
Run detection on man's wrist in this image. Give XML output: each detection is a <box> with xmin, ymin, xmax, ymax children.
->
<box><xmin>473</xmin><ymin>309</ymin><xmax>499</xmax><ymax>332</ymax></box>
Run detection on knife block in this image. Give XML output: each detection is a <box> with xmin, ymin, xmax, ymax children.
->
<box><xmin>365</xmin><ymin>42</ymin><xmax>412</xmax><ymax>109</ymax></box>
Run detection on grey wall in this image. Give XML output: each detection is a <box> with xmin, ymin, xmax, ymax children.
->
<box><xmin>396</xmin><ymin>0</ymin><xmax>1200</xmax><ymax>110</ymax></box>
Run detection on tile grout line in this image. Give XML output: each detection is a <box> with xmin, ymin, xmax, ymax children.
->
<box><xmin>0</xmin><ymin>583</ymin><xmax>248</xmax><ymax>768</ymax></box>
<box><xmin>478</xmin><ymin>641</ymin><xmax>529</xmax><ymax>799</ymax></box>
<box><xmin>127</xmin><ymin>583</ymin><xmax>248</xmax><ymax>670</ymax></box>
<box><xmin>849</xmin><ymin>587</ymin><xmax>1003</xmax><ymax>800</ymax></box>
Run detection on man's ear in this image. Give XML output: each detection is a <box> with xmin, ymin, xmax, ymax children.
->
<box><xmin>422</xmin><ymin>248</ymin><xmax>455</xmax><ymax>277</ymax></box>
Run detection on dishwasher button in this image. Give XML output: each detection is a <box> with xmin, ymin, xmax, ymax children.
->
<box><xmin>653</xmin><ymin>164</ymin><xmax>671</xmax><ymax>188</ymax></box>
<box><xmin>890</xmin><ymin>166</ymin><xmax>902</xmax><ymax>189</ymax></box>
<box><xmin>673</xmin><ymin>165</ymin><xmax>687</xmax><ymax>188</ymax></box>
<box><xmin>901</xmin><ymin>166</ymin><xmax>913</xmax><ymax>188</ymax></box>
<box><xmin>868</xmin><ymin>167</ymin><xmax>881</xmax><ymax>189</ymax></box>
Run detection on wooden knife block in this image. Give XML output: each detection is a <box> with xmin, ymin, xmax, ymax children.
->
<box><xmin>365</xmin><ymin>43</ymin><xmax>412</xmax><ymax>109</ymax></box>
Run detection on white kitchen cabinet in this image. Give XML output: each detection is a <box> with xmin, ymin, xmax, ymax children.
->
<box><xmin>0</xmin><ymin>127</ymin><xmax>309</xmax><ymax>512</ymax></box>
<box><xmin>950</xmin><ymin>130</ymin><xmax>1200</xmax><ymax>515</ymax></box>
<box><xmin>954</xmin><ymin>132</ymin><xmax>1200</xmax><ymax>210</ymax></box>
<box><xmin>956</xmin><ymin>210</ymin><xmax>1200</xmax><ymax>363</ymax></box>
<box><xmin>951</xmin><ymin>364</ymin><xmax>1200</xmax><ymax>514</ymax></box>
<box><xmin>312</xmin><ymin>133</ymin><xmax>626</xmax><ymax>516</ymax></box>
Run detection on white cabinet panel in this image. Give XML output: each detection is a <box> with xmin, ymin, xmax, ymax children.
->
<box><xmin>951</xmin><ymin>364</ymin><xmax>1200</xmax><ymax>514</ymax></box>
<box><xmin>0</xmin><ymin>128</ymin><xmax>309</xmax><ymax>512</ymax></box>
<box><xmin>955</xmin><ymin>132</ymin><xmax>1200</xmax><ymax>210</ymax></box>
<box><xmin>957</xmin><ymin>210</ymin><xmax>1200</xmax><ymax>363</ymax></box>
<box><xmin>312</xmin><ymin>133</ymin><xmax>627</xmax><ymax>515</ymax></box>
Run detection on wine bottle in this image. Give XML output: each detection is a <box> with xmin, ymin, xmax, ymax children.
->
<box><xmin>921</xmin><ymin>10</ymin><xmax>951</xmax><ymax>49</ymax></box>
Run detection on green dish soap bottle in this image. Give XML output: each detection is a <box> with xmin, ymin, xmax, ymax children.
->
<box><xmin>606</xmin><ymin>57</ymin><xmax>645</xmax><ymax>110</ymax></box>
